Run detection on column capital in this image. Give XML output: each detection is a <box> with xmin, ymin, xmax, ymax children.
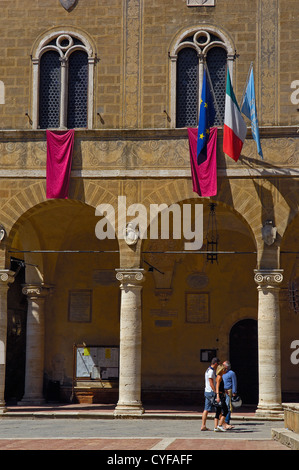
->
<box><xmin>116</xmin><ymin>268</ymin><xmax>145</xmax><ymax>286</ymax></box>
<box><xmin>0</xmin><ymin>270</ymin><xmax>15</xmax><ymax>288</ymax></box>
<box><xmin>254</xmin><ymin>269</ymin><xmax>283</xmax><ymax>288</ymax></box>
<box><xmin>22</xmin><ymin>283</ymin><xmax>52</xmax><ymax>298</ymax></box>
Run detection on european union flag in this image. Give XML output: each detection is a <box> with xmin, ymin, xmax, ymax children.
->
<box><xmin>241</xmin><ymin>66</ymin><xmax>263</xmax><ymax>159</ymax></box>
<box><xmin>197</xmin><ymin>69</ymin><xmax>216</xmax><ymax>165</ymax></box>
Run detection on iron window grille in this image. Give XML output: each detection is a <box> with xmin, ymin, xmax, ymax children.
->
<box><xmin>32</xmin><ymin>32</ymin><xmax>95</xmax><ymax>130</ymax></box>
<box><xmin>169</xmin><ymin>28</ymin><xmax>235</xmax><ymax>129</ymax></box>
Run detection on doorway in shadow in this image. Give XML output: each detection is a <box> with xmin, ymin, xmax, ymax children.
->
<box><xmin>5</xmin><ymin>258</ymin><xmax>27</xmax><ymax>404</ymax></box>
<box><xmin>229</xmin><ymin>319</ymin><xmax>258</xmax><ymax>405</ymax></box>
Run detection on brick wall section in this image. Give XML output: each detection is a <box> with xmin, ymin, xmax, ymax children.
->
<box><xmin>0</xmin><ymin>0</ymin><xmax>298</xmax><ymax>129</ymax></box>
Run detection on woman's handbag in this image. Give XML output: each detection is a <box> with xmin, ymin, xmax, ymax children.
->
<box><xmin>212</xmin><ymin>397</ymin><xmax>222</xmax><ymax>407</ymax></box>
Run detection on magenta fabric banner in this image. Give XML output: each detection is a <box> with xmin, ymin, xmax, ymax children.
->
<box><xmin>187</xmin><ymin>127</ymin><xmax>217</xmax><ymax>197</ymax></box>
<box><xmin>46</xmin><ymin>129</ymin><xmax>75</xmax><ymax>199</ymax></box>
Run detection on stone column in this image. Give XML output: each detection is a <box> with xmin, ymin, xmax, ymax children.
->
<box><xmin>114</xmin><ymin>268</ymin><xmax>144</xmax><ymax>416</ymax></box>
<box><xmin>19</xmin><ymin>284</ymin><xmax>50</xmax><ymax>405</ymax></box>
<box><xmin>0</xmin><ymin>270</ymin><xmax>15</xmax><ymax>413</ymax></box>
<box><xmin>254</xmin><ymin>269</ymin><xmax>284</xmax><ymax>417</ymax></box>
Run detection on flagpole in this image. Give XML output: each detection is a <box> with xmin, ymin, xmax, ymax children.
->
<box><xmin>205</xmin><ymin>64</ymin><xmax>222</xmax><ymax>124</ymax></box>
<box><xmin>240</xmin><ymin>61</ymin><xmax>253</xmax><ymax>109</ymax></box>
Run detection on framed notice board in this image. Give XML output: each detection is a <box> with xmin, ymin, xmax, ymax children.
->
<box><xmin>74</xmin><ymin>345</ymin><xmax>119</xmax><ymax>381</ymax></box>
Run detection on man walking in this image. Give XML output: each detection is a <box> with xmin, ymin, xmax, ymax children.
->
<box><xmin>222</xmin><ymin>360</ymin><xmax>237</xmax><ymax>429</ymax></box>
<box><xmin>201</xmin><ymin>357</ymin><xmax>220</xmax><ymax>431</ymax></box>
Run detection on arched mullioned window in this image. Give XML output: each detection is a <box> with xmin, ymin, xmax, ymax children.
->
<box><xmin>169</xmin><ymin>27</ymin><xmax>235</xmax><ymax>128</ymax></box>
<box><xmin>32</xmin><ymin>31</ymin><xmax>95</xmax><ymax>129</ymax></box>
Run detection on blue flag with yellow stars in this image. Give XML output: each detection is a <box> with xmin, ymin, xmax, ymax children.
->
<box><xmin>197</xmin><ymin>69</ymin><xmax>216</xmax><ymax>165</ymax></box>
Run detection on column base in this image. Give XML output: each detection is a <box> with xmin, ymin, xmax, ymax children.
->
<box><xmin>0</xmin><ymin>402</ymin><xmax>7</xmax><ymax>414</ymax></box>
<box><xmin>255</xmin><ymin>403</ymin><xmax>284</xmax><ymax>419</ymax></box>
<box><xmin>114</xmin><ymin>401</ymin><xmax>144</xmax><ymax>417</ymax></box>
<box><xmin>18</xmin><ymin>397</ymin><xmax>46</xmax><ymax>406</ymax></box>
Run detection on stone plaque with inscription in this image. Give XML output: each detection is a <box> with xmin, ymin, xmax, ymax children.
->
<box><xmin>187</xmin><ymin>0</ymin><xmax>215</xmax><ymax>6</ymax></box>
<box><xmin>69</xmin><ymin>290</ymin><xmax>92</xmax><ymax>322</ymax></box>
<box><xmin>186</xmin><ymin>293</ymin><xmax>209</xmax><ymax>323</ymax></box>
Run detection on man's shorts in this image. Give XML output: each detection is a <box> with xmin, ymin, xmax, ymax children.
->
<box><xmin>204</xmin><ymin>391</ymin><xmax>215</xmax><ymax>411</ymax></box>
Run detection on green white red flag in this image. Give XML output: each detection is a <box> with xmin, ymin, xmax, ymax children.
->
<box><xmin>223</xmin><ymin>69</ymin><xmax>247</xmax><ymax>161</ymax></box>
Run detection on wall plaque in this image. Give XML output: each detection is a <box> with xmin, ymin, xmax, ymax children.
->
<box><xmin>186</xmin><ymin>272</ymin><xmax>209</xmax><ymax>289</ymax></box>
<box><xmin>186</xmin><ymin>292</ymin><xmax>209</xmax><ymax>323</ymax></box>
<box><xmin>155</xmin><ymin>320</ymin><xmax>173</xmax><ymax>327</ymax></box>
<box><xmin>93</xmin><ymin>270</ymin><xmax>117</xmax><ymax>286</ymax></box>
<box><xmin>150</xmin><ymin>309</ymin><xmax>178</xmax><ymax>317</ymax></box>
<box><xmin>68</xmin><ymin>289</ymin><xmax>92</xmax><ymax>322</ymax></box>
<box><xmin>187</xmin><ymin>0</ymin><xmax>215</xmax><ymax>6</ymax></box>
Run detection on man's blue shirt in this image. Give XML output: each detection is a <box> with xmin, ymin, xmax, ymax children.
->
<box><xmin>223</xmin><ymin>370</ymin><xmax>237</xmax><ymax>394</ymax></box>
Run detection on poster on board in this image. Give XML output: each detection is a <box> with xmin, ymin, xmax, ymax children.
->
<box><xmin>75</xmin><ymin>345</ymin><xmax>119</xmax><ymax>380</ymax></box>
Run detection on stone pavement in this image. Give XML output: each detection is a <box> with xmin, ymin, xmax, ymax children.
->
<box><xmin>0</xmin><ymin>403</ymin><xmax>295</xmax><ymax>451</ymax></box>
<box><xmin>0</xmin><ymin>437</ymin><xmax>290</xmax><ymax>450</ymax></box>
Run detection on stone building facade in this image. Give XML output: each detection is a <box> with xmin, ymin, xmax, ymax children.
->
<box><xmin>0</xmin><ymin>0</ymin><xmax>298</xmax><ymax>417</ymax></box>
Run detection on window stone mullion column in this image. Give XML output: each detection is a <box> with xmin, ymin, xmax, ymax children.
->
<box><xmin>31</xmin><ymin>58</ymin><xmax>40</xmax><ymax>129</ymax></box>
<box><xmin>60</xmin><ymin>57</ymin><xmax>68</xmax><ymax>129</ymax></box>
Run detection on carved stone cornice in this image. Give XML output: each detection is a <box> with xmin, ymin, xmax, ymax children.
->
<box><xmin>116</xmin><ymin>269</ymin><xmax>145</xmax><ymax>287</ymax></box>
<box><xmin>0</xmin><ymin>127</ymin><xmax>299</xmax><ymax>174</ymax></box>
<box><xmin>254</xmin><ymin>269</ymin><xmax>284</xmax><ymax>288</ymax></box>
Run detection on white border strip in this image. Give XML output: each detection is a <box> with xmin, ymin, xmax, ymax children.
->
<box><xmin>0</xmin><ymin>168</ymin><xmax>298</xmax><ymax>178</ymax></box>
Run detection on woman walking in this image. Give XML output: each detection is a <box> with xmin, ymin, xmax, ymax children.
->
<box><xmin>214</xmin><ymin>365</ymin><xmax>230</xmax><ymax>432</ymax></box>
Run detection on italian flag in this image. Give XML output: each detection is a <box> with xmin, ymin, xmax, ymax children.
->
<box><xmin>223</xmin><ymin>69</ymin><xmax>247</xmax><ymax>162</ymax></box>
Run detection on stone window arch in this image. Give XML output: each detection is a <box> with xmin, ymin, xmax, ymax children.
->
<box><xmin>169</xmin><ymin>26</ymin><xmax>235</xmax><ymax>128</ymax></box>
<box><xmin>31</xmin><ymin>30</ymin><xmax>96</xmax><ymax>129</ymax></box>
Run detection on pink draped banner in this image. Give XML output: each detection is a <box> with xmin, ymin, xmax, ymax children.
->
<box><xmin>187</xmin><ymin>127</ymin><xmax>218</xmax><ymax>198</ymax></box>
<box><xmin>46</xmin><ymin>129</ymin><xmax>75</xmax><ymax>199</ymax></box>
